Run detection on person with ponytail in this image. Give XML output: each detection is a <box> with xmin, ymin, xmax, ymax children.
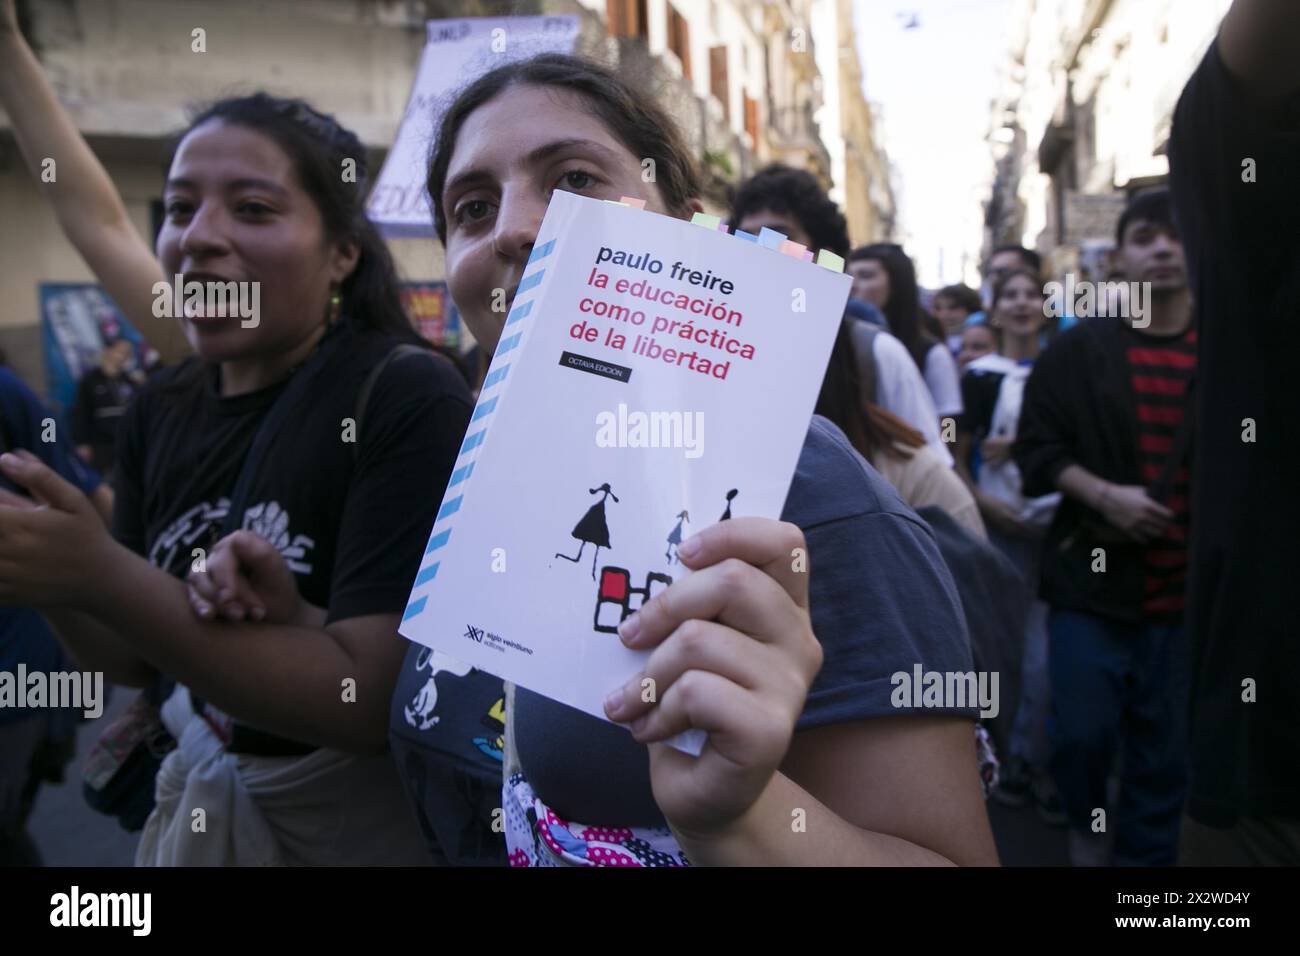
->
<box><xmin>0</xmin><ymin>4</ymin><xmax>468</xmax><ymax>865</ymax></box>
<box><xmin>815</xmin><ymin>320</ymin><xmax>985</xmax><ymax>538</ymax></box>
<box><xmin>848</xmin><ymin>244</ymin><xmax>965</xmax><ymax>426</ymax></box>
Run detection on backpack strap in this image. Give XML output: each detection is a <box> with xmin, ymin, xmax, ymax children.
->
<box><xmin>352</xmin><ymin>343</ymin><xmax>447</xmax><ymax>463</ymax></box>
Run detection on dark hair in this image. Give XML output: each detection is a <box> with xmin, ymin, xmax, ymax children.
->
<box><xmin>847</xmin><ymin>243</ymin><xmax>936</xmax><ymax>371</ymax></box>
<box><xmin>426</xmin><ymin>54</ymin><xmax>701</xmax><ymax>245</ymax></box>
<box><xmin>921</xmin><ymin>310</ymin><xmax>945</xmax><ymax>342</ymax></box>
<box><xmin>1116</xmin><ymin>187</ymin><xmax>1177</xmax><ymax>246</ymax></box>
<box><xmin>989</xmin><ymin>267</ymin><xmax>1044</xmax><ymax>311</ymax></box>
<box><xmin>989</xmin><ymin>244</ymin><xmax>1042</xmax><ymax>276</ymax></box>
<box><xmin>729</xmin><ymin>164</ymin><xmax>850</xmax><ymax>258</ymax></box>
<box><xmin>815</xmin><ymin>319</ymin><xmax>925</xmax><ymax>463</ymax></box>
<box><xmin>934</xmin><ymin>284</ymin><xmax>983</xmax><ymax>315</ymax></box>
<box><xmin>176</xmin><ymin>93</ymin><xmax>416</xmax><ymax>342</ymax></box>
<box><xmin>963</xmin><ymin>320</ymin><xmax>1000</xmax><ymax>348</ymax></box>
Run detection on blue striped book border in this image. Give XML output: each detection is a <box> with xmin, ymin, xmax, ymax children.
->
<box><xmin>403</xmin><ymin>236</ymin><xmax>556</xmax><ymax>622</ymax></box>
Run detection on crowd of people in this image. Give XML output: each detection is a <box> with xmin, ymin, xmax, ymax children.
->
<box><xmin>0</xmin><ymin>0</ymin><xmax>1294</xmax><ymax>867</ymax></box>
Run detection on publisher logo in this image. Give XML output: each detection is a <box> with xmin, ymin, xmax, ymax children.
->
<box><xmin>461</xmin><ymin>624</ymin><xmax>533</xmax><ymax>656</ymax></box>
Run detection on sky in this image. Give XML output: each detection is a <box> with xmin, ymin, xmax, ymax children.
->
<box><xmin>852</xmin><ymin>0</ymin><xmax>1015</xmax><ymax>287</ymax></box>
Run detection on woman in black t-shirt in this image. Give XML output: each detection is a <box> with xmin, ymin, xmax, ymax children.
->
<box><xmin>178</xmin><ymin>55</ymin><xmax>1000</xmax><ymax>867</ymax></box>
<box><xmin>0</xmin><ymin>16</ymin><xmax>468</xmax><ymax>865</ymax></box>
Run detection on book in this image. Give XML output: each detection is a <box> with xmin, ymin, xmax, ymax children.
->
<box><xmin>399</xmin><ymin>190</ymin><xmax>850</xmax><ymax>750</ymax></box>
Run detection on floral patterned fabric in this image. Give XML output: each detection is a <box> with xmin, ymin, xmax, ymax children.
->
<box><xmin>503</xmin><ymin>770</ymin><xmax>691</xmax><ymax>867</ymax></box>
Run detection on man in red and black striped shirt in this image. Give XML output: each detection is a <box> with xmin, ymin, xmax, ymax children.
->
<box><xmin>1127</xmin><ymin>314</ymin><xmax>1196</xmax><ymax>618</ymax></box>
<box><xmin>1014</xmin><ymin>189</ymin><xmax>1194</xmax><ymax>866</ymax></box>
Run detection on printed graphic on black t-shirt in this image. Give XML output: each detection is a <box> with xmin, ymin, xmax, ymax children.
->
<box><xmin>389</xmin><ymin>647</ymin><xmax>508</xmax><ymax>866</ymax></box>
<box><xmin>113</xmin><ymin>320</ymin><xmax>473</xmax><ymax>748</ymax></box>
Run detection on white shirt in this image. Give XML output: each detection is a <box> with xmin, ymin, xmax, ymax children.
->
<box><xmin>923</xmin><ymin>342</ymin><xmax>964</xmax><ymax>419</ymax></box>
<box><xmin>849</xmin><ymin>321</ymin><xmax>954</xmax><ymax>466</ymax></box>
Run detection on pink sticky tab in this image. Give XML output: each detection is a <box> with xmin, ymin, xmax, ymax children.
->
<box><xmin>802</xmin><ymin>250</ymin><xmax>814</xmax><ymax>261</ymax></box>
<box><xmin>717</xmin><ymin>222</ymin><xmax>729</xmax><ymax>232</ymax></box>
<box><xmin>618</xmin><ymin>196</ymin><xmax>647</xmax><ymax>209</ymax></box>
<box><xmin>779</xmin><ymin>239</ymin><xmax>808</xmax><ymax>258</ymax></box>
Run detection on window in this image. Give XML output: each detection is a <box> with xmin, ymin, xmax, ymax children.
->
<box><xmin>744</xmin><ymin>92</ymin><xmax>759</xmax><ymax>145</ymax></box>
<box><xmin>606</xmin><ymin>0</ymin><xmax>648</xmax><ymax>39</ymax></box>
<box><xmin>710</xmin><ymin>44</ymin><xmax>730</xmax><ymax>122</ymax></box>
<box><xmin>667</xmin><ymin>3</ymin><xmax>691</xmax><ymax>79</ymax></box>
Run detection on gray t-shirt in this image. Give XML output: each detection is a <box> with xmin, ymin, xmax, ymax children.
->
<box><xmin>514</xmin><ymin>414</ymin><xmax>976</xmax><ymax>827</ymax></box>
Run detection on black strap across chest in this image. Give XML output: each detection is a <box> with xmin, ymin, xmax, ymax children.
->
<box><xmin>190</xmin><ymin>322</ymin><xmax>347</xmax><ymax>756</ymax></box>
<box><xmin>190</xmin><ymin>331</ymin><xmax>446</xmax><ymax>756</ymax></box>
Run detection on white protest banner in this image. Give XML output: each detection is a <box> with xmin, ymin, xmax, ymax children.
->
<box><xmin>367</xmin><ymin>15</ymin><xmax>579</xmax><ymax>237</ymax></box>
<box><xmin>399</xmin><ymin>192</ymin><xmax>850</xmax><ymax>752</ymax></box>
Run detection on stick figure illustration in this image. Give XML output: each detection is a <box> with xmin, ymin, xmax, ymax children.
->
<box><xmin>555</xmin><ymin>483</ymin><xmax>619</xmax><ymax>579</ymax></box>
<box><xmin>665</xmin><ymin>510</ymin><xmax>689</xmax><ymax>563</ymax></box>
<box><xmin>720</xmin><ymin>488</ymin><xmax>739</xmax><ymax>521</ymax></box>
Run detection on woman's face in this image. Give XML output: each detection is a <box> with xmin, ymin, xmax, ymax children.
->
<box><xmin>931</xmin><ymin>296</ymin><xmax>971</xmax><ymax>336</ymax></box>
<box><xmin>958</xmin><ymin>325</ymin><xmax>997</xmax><ymax>369</ymax></box>
<box><xmin>441</xmin><ymin>85</ymin><xmax>683</xmax><ymax>352</ymax></box>
<box><xmin>157</xmin><ymin>119</ymin><xmax>358</xmax><ymax>363</ymax></box>
<box><xmin>847</xmin><ymin>258</ymin><xmax>890</xmax><ymax>309</ymax></box>
<box><xmin>992</xmin><ymin>274</ymin><xmax>1045</xmax><ymax>339</ymax></box>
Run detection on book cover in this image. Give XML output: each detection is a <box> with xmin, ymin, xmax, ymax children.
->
<box><xmin>399</xmin><ymin>190</ymin><xmax>850</xmax><ymax>740</ymax></box>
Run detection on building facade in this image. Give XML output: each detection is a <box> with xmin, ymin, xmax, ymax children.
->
<box><xmin>2</xmin><ymin>0</ymin><xmax>892</xmax><ymax>391</ymax></box>
<box><xmin>812</xmin><ymin>0</ymin><xmax>894</xmax><ymax>245</ymax></box>
<box><xmin>984</xmin><ymin>0</ymin><xmax>1231</xmax><ymax>278</ymax></box>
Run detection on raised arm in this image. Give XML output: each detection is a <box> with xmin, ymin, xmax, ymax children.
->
<box><xmin>1219</xmin><ymin>0</ymin><xmax>1300</xmax><ymax>97</ymax></box>
<box><xmin>0</xmin><ymin>1</ymin><xmax>184</xmax><ymax>359</ymax></box>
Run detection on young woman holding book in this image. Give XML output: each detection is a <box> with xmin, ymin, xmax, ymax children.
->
<box><xmin>191</xmin><ymin>53</ymin><xmax>998</xmax><ymax>867</ymax></box>
<box><xmin>0</xmin><ymin>1</ymin><xmax>471</xmax><ymax>864</ymax></box>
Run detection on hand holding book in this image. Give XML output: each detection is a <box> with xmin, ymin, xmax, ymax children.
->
<box><xmin>602</xmin><ymin>516</ymin><xmax>820</xmax><ymax>838</ymax></box>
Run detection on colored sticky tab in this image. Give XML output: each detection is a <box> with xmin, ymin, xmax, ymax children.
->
<box><xmin>716</xmin><ymin>221</ymin><xmax>729</xmax><ymax>232</ymax></box>
<box><xmin>816</xmin><ymin>249</ymin><xmax>846</xmax><ymax>273</ymax></box>
<box><xmin>758</xmin><ymin>227</ymin><xmax>786</xmax><ymax>250</ymax></box>
<box><xmin>691</xmin><ymin>212</ymin><xmax>722</xmax><ymax>230</ymax></box>
<box><xmin>779</xmin><ymin>239</ymin><xmax>808</xmax><ymax>259</ymax></box>
<box><xmin>732</xmin><ymin>229</ymin><xmax>759</xmax><ymax>243</ymax></box>
<box><xmin>802</xmin><ymin>250</ymin><xmax>814</xmax><ymax>262</ymax></box>
<box><xmin>618</xmin><ymin>196</ymin><xmax>647</xmax><ymax>209</ymax></box>
<box><xmin>603</xmin><ymin>199</ymin><xmax>629</xmax><ymax>207</ymax></box>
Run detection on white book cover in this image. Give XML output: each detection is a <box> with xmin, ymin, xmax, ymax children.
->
<box><xmin>399</xmin><ymin>191</ymin><xmax>849</xmax><ymax>747</ymax></box>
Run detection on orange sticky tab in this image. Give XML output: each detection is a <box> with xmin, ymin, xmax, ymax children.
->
<box><xmin>618</xmin><ymin>196</ymin><xmax>647</xmax><ymax>209</ymax></box>
<box><xmin>779</xmin><ymin>239</ymin><xmax>808</xmax><ymax>258</ymax></box>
